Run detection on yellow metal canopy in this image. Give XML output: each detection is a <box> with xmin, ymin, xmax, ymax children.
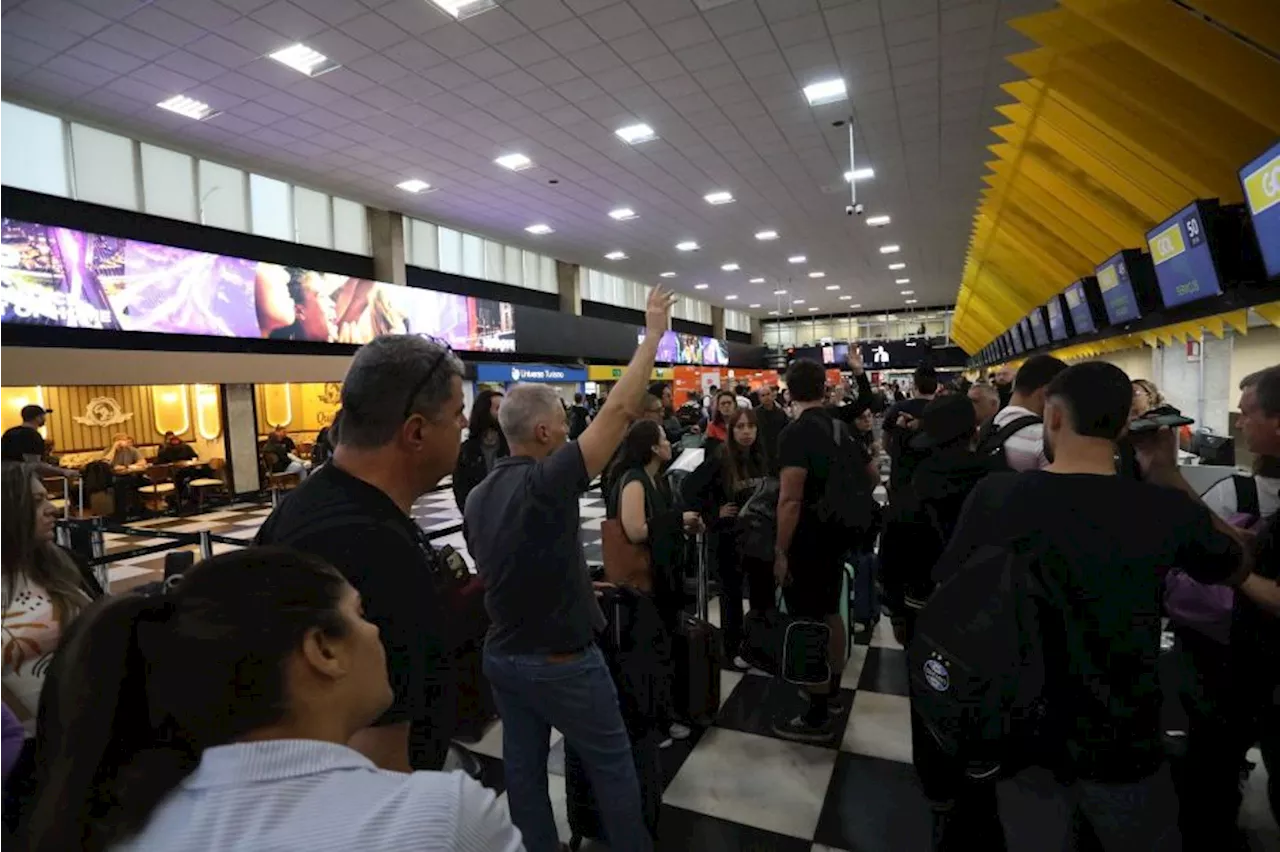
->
<box><xmin>953</xmin><ymin>0</ymin><xmax>1279</xmax><ymax>353</ymax></box>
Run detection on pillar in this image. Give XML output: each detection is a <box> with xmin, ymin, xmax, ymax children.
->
<box><xmin>712</xmin><ymin>305</ymin><xmax>726</xmax><ymax>340</ymax></box>
<box><xmin>557</xmin><ymin>260</ymin><xmax>580</xmax><ymax>316</ymax></box>
<box><xmin>751</xmin><ymin>318</ymin><xmax>764</xmax><ymax>346</ymax></box>
<box><xmin>367</xmin><ymin>207</ymin><xmax>406</xmax><ymax>285</ymax></box>
<box><xmin>221</xmin><ymin>383</ymin><xmax>261</xmax><ymax>497</ymax></box>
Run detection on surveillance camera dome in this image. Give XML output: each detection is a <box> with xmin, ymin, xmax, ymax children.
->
<box><xmin>845</xmin><ymin>205</ymin><xmax>855</xmax><ymax>215</ymax></box>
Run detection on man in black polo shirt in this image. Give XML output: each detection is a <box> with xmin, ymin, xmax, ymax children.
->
<box><xmin>255</xmin><ymin>335</ymin><xmax>467</xmax><ymax>773</ymax></box>
<box><xmin>773</xmin><ymin>357</ymin><xmax>871</xmax><ymax>742</ymax></box>
<box><xmin>1</xmin><ymin>405</ymin><xmax>75</xmax><ymax>478</ymax></box>
<box><xmin>465</xmin><ymin>286</ymin><xmax>677</xmax><ymax>852</ymax></box>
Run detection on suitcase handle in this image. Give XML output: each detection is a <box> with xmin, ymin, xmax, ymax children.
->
<box><xmin>695</xmin><ymin>532</ymin><xmax>709</xmax><ymax>622</ymax></box>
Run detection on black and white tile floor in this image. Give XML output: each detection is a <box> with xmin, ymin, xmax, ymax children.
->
<box><xmin>96</xmin><ymin>479</ymin><xmax>1278</xmax><ymax>850</ymax></box>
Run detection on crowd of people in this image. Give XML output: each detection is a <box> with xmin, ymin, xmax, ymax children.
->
<box><xmin>1</xmin><ymin>293</ymin><xmax>1276</xmax><ymax>851</ymax></box>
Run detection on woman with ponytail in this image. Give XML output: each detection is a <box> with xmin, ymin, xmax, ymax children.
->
<box><xmin>24</xmin><ymin>548</ymin><xmax>522</xmax><ymax>852</ymax></box>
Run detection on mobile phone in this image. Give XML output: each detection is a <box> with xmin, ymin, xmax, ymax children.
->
<box><xmin>1128</xmin><ymin>406</ymin><xmax>1194</xmax><ymax>433</ymax></box>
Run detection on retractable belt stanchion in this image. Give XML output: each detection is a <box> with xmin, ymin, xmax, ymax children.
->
<box><xmin>199</xmin><ymin>530</ymin><xmax>214</xmax><ymax>562</ymax></box>
<box><xmin>90</xmin><ymin>517</ymin><xmax>108</xmax><ymax>593</ymax></box>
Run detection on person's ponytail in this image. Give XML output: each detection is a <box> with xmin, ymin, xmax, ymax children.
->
<box><xmin>24</xmin><ymin>594</ymin><xmax>197</xmax><ymax>852</ymax></box>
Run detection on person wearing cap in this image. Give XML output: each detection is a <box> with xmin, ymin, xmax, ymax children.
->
<box><xmin>0</xmin><ymin>406</ymin><xmax>75</xmax><ymax>479</ymax></box>
<box><xmin>878</xmin><ymin>392</ymin><xmax>1004</xmax><ymax>845</ymax></box>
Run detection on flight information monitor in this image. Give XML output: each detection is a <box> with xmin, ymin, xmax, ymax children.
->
<box><xmin>1020</xmin><ymin>317</ymin><xmax>1034</xmax><ymax>351</ymax></box>
<box><xmin>1095</xmin><ymin>250</ymin><xmax>1143</xmax><ymax>325</ymax></box>
<box><xmin>1011</xmin><ymin>325</ymin><xmax>1025</xmax><ymax>354</ymax></box>
<box><xmin>1064</xmin><ymin>278</ymin><xmax>1096</xmax><ymax>334</ymax></box>
<box><xmin>1046</xmin><ymin>295</ymin><xmax>1068</xmax><ymax>342</ymax></box>
<box><xmin>1240</xmin><ymin>140</ymin><xmax>1280</xmax><ymax>281</ymax></box>
<box><xmin>1146</xmin><ymin>200</ymin><xmax>1224</xmax><ymax>309</ymax></box>
<box><xmin>1028</xmin><ymin>307</ymin><xmax>1049</xmax><ymax>348</ymax></box>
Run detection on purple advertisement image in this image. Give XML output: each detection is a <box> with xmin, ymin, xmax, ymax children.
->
<box><xmin>0</xmin><ymin>218</ymin><xmax>516</xmax><ymax>352</ymax></box>
<box><xmin>636</xmin><ymin>329</ymin><xmax>728</xmax><ymax>366</ymax></box>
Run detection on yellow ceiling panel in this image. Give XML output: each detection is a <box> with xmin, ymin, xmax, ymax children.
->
<box><xmin>1181</xmin><ymin>1</ymin><xmax>1280</xmax><ymax>55</ymax></box>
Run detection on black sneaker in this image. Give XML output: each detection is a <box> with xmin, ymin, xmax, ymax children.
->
<box><xmin>771</xmin><ymin>714</ymin><xmax>835</xmax><ymax>744</ymax></box>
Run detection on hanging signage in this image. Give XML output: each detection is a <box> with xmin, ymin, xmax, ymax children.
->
<box><xmin>585</xmin><ymin>366</ymin><xmax>675</xmax><ymax>381</ymax></box>
<box><xmin>474</xmin><ymin>363</ymin><xmax>587</xmax><ymax>383</ymax></box>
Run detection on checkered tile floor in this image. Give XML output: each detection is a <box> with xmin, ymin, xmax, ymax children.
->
<box><xmin>96</xmin><ymin>473</ymin><xmax>1277</xmax><ymax>850</ymax></box>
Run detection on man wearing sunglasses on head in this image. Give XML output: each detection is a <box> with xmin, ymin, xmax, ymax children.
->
<box><xmin>256</xmin><ymin>334</ymin><xmax>468</xmax><ymax>774</ymax></box>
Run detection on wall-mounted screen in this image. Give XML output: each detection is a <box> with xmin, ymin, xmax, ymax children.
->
<box><xmin>1095</xmin><ymin>251</ymin><xmax>1143</xmax><ymax>325</ymax></box>
<box><xmin>1146</xmin><ymin>200</ymin><xmax>1224</xmax><ymax>309</ymax></box>
<box><xmin>1046</xmin><ymin>295</ymin><xmax>1068</xmax><ymax>342</ymax></box>
<box><xmin>1064</xmin><ymin>279</ymin><xmax>1096</xmax><ymax>335</ymax></box>
<box><xmin>1240</xmin><ymin>141</ymin><xmax>1280</xmax><ymax>281</ymax></box>
<box><xmin>1011</xmin><ymin>324</ymin><xmax>1024</xmax><ymax>354</ymax></box>
<box><xmin>639</xmin><ymin>329</ymin><xmax>728</xmax><ymax>366</ymax></box>
<box><xmin>0</xmin><ymin>218</ymin><xmax>516</xmax><ymax>351</ymax></box>
<box><xmin>1028</xmin><ymin>308</ymin><xmax>1049</xmax><ymax>348</ymax></box>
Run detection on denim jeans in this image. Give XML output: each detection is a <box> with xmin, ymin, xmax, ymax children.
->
<box><xmin>484</xmin><ymin>644</ymin><xmax>651</xmax><ymax>852</ymax></box>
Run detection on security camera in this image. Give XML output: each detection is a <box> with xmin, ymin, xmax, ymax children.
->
<box><xmin>845</xmin><ymin>203</ymin><xmax>864</xmax><ymax>216</ymax></box>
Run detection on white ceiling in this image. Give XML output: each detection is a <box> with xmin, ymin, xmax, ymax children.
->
<box><xmin>1</xmin><ymin>0</ymin><xmax>1053</xmax><ymax>316</ymax></box>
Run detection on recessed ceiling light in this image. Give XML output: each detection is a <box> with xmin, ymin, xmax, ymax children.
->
<box><xmin>425</xmin><ymin>0</ymin><xmax>498</xmax><ymax>19</ymax></box>
<box><xmin>615</xmin><ymin>123</ymin><xmax>656</xmax><ymax>144</ymax></box>
<box><xmin>879</xmin><ymin>244</ymin><xmax>901</xmax><ymax>254</ymax></box>
<box><xmin>851</xmin><ymin>303</ymin><xmax>861</xmax><ymax>308</ymax></box>
<box><xmin>269</xmin><ymin>43</ymin><xmax>340</xmax><ymax>76</ymax></box>
<box><xmin>704</xmin><ymin>190</ymin><xmax>734</xmax><ymax>205</ymax></box>
<box><xmin>803</xmin><ymin>78</ymin><xmax>847</xmax><ymax>106</ymax></box>
<box><xmin>865</xmin><ymin>215</ymin><xmax>890</xmax><ymax>227</ymax></box>
<box><xmin>825</xmin><ymin>284</ymin><xmax>840</xmax><ymax>290</ymax></box>
<box><xmin>901</xmin><ymin>290</ymin><xmax>915</xmax><ymax>295</ymax></box>
<box><xmin>888</xmin><ymin>262</ymin><xmax>906</xmax><ymax>270</ymax></box>
<box><xmin>773</xmin><ymin>289</ymin><xmax>788</xmax><ymax>295</ymax></box>
<box><xmin>749</xmin><ymin>278</ymin><xmax>766</xmax><ymax>285</ymax></box>
<box><xmin>694</xmin><ymin>283</ymin><xmax>709</xmax><ymax>290</ymax></box>
<box><xmin>768</xmin><ymin>310</ymin><xmax>780</xmax><ymax>315</ymax></box>
<box><xmin>495</xmin><ymin>153</ymin><xmax>532</xmax><ymax>171</ymax></box>
<box><xmin>721</xmin><ymin>262</ymin><xmax>739</xmax><ymax>271</ymax></box>
<box><xmin>793</xmin><ymin>299</ymin><xmax>806</xmax><ymax>304</ymax></box>
<box><xmin>788</xmin><ymin>255</ymin><xmax>806</xmax><ymax>264</ymax></box>
<box><xmin>749</xmin><ymin>303</ymin><xmax>761</xmax><ymax>308</ymax></box>
<box><xmin>396</xmin><ymin>178</ymin><xmax>431</xmax><ymax>193</ymax></box>
<box><xmin>905</xmin><ymin>299</ymin><xmax>918</xmax><ymax>304</ymax></box>
<box><xmin>808</xmin><ymin>271</ymin><xmax>825</xmax><ymax>278</ymax></box>
<box><xmin>604</xmin><ymin>251</ymin><xmax>627</xmax><ymax>260</ymax></box>
<box><xmin>808</xmin><ymin>306</ymin><xmax>819</xmax><ymax>312</ymax></box>
<box><xmin>755</xmin><ymin>229</ymin><xmax>778</xmax><ymax>241</ymax></box>
<box><xmin>608</xmin><ymin>207</ymin><xmax>637</xmax><ymax>221</ymax></box>
<box><xmin>525</xmin><ymin>223</ymin><xmax>553</xmax><ymax>234</ymax></box>
<box><xmin>157</xmin><ymin>95</ymin><xmax>216</xmax><ymax>120</ymax></box>
<box><xmin>659</xmin><ymin>271</ymin><xmax>676</xmax><ymax>278</ymax></box>
<box><xmin>895</xmin><ymin>278</ymin><xmax>911</xmax><ymax>284</ymax></box>
<box><xmin>676</xmin><ymin>240</ymin><xmax>699</xmax><ymax>251</ymax></box>
<box><xmin>845</xmin><ymin>168</ymin><xmax>875</xmax><ymax>181</ymax></box>
<box><xmin>725</xmin><ymin>294</ymin><xmax>738</xmax><ymax>300</ymax></box>
<box><xmin>839</xmin><ymin>295</ymin><xmax>852</xmax><ymax>300</ymax></box>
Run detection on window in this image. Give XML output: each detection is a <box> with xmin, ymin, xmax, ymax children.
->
<box><xmin>293</xmin><ymin>186</ymin><xmax>332</xmax><ymax>248</ymax></box>
<box><xmin>141</xmin><ymin>144</ymin><xmax>196</xmax><ymax>223</ymax></box>
<box><xmin>197</xmin><ymin>161</ymin><xmax>248</xmax><ymax>232</ymax></box>
<box><xmin>70</xmin><ymin>124</ymin><xmax>137</xmax><ymax>210</ymax></box>
<box><xmin>438</xmin><ymin>227</ymin><xmax>462</xmax><ymax>274</ymax></box>
<box><xmin>332</xmin><ymin>197</ymin><xmax>369</xmax><ymax>255</ymax></box>
<box><xmin>250</xmin><ymin>174</ymin><xmax>292</xmax><ymax>241</ymax></box>
<box><xmin>1</xmin><ymin>102</ymin><xmax>68</xmax><ymax>197</ymax></box>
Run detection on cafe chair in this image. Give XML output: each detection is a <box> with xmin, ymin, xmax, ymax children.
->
<box><xmin>137</xmin><ymin>464</ymin><xmax>177</xmax><ymax>514</ymax></box>
<box><xmin>186</xmin><ymin>458</ymin><xmax>228</xmax><ymax>514</ymax></box>
<box><xmin>267</xmin><ymin>470</ymin><xmax>302</xmax><ymax>507</ymax></box>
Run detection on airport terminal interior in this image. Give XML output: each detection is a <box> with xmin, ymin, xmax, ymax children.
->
<box><xmin>1</xmin><ymin>0</ymin><xmax>1278</xmax><ymax>849</ymax></box>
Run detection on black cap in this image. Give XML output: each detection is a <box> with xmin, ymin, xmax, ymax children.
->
<box><xmin>20</xmin><ymin>405</ymin><xmax>51</xmax><ymax>421</ymax></box>
<box><xmin>910</xmin><ymin>394</ymin><xmax>977</xmax><ymax>450</ymax></box>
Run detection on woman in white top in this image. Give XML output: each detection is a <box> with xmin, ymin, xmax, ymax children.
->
<box><xmin>2</xmin><ymin>461</ymin><xmax>93</xmax><ymax>736</ymax></box>
<box><xmin>1200</xmin><ymin>454</ymin><xmax>1280</xmax><ymax>522</ymax></box>
<box><xmin>23</xmin><ymin>548</ymin><xmax>523</xmax><ymax>852</ymax></box>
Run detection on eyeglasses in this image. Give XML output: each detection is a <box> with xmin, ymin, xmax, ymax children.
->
<box><xmin>402</xmin><ymin>338</ymin><xmax>455</xmax><ymax>422</ymax></box>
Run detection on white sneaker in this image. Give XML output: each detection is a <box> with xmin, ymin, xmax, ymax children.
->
<box><xmin>659</xmin><ymin>737</ymin><xmax>674</xmax><ymax>749</ymax></box>
<box><xmin>668</xmin><ymin>722</ymin><xmax>692</xmax><ymax>741</ymax></box>
<box><xmin>731</xmin><ymin>654</ymin><xmax>751</xmax><ymax>671</ymax></box>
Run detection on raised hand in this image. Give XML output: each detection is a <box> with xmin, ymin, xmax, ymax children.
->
<box><xmin>645</xmin><ymin>285</ymin><xmax>679</xmax><ymax>339</ymax></box>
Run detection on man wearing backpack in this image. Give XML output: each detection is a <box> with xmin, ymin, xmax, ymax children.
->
<box><xmin>773</xmin><ymin>357</ymin><xmax>876</xmax><ymax>742</ymax></box>
<box><xmin>974</xmin><ymin>354</ymin><xmax>1066</xmax><ymax>472</ymax></box>
<box><xmin>883</xmin><ymin>365</ymin><xmax>939</xmax><ymax>496</ymax></box>
<box><xmin>922</xmin><ymin>363</ymin><xmax>1279</xmax><ymax>851</ymax></box>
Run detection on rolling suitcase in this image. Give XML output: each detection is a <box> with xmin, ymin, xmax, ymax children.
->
<box><xmin>672</xmin><ymin>533</ymin><xmax>721</xmax><ymax>725</ymax></box>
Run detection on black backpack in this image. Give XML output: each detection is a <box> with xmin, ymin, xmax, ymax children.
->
<box><xmin>735</xmin><ymin>477</ymin><xmax>780</xmax><ymax>561</ymax></box>
<box><xmin>568</xmin><ymin>406</ymin><xmax>589</xmax><ymax>440</ymax></box>
<box><xmin>907</xmin><ymin>538</ymin><xmax>1054</xmax><ymax>782</ymax></box>
<box><xmin>814</xmin><ymin>419</ymin><xmax>876</xmax><ymax>535</ymax></box>
<box><xmin>975</xmin><ymin>414</ymin><xmax>1041</xmax><ymax>472</ymax></box>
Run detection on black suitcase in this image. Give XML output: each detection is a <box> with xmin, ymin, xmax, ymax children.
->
<box><xmin>565</xmin><ymin>732</ymin><xmax>662</xmax><ymax>850</ymax></box>
<box><xmin>672</xmin><ymin>534</ymin><xmax>721</xmax><ymax>725</ymax></box>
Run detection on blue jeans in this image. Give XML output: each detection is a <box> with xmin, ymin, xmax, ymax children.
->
<box><xmin>484</xmin><ymin>644</ymin><xmax>651</xmax><ymax>852</ymax></box>
<box><xmin>853</xmin><ymin>550</ymin><xmax>880</xmax><ymax>624</ymax></box>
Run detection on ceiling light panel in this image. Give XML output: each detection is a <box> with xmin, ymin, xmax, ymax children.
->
<box><xmin>896</xmin><ymin>278</ymin><xmax>911</xmax><ymax>284</ymax></box>
<box><xmin>659</xmin><ymin>271</ymin><xmax>676</xmax><ymax>278</ymax></box>
<box><xmin>865</xmin><ymin>215</ymin><xmax>890</xmax><ymax>227</ymax></box>
<box><xmin>615</xmin><ymin>123</ymin><xmax>656</xmax><ymax>144</ymax></box>
<box><xmin>495</xmin><ymin>153</ymin><xmax>532</xmax><ymax>171</ymax></box>
<box><xmin>721</xmin><ymin>262</ymin><xmax>739</xmax><ymax>271</ymax></box>
<box><xmin>808</xmin><ymin>271</ymin><xmax>825</xmax><ymax>278</ymax></box>
<box><xmin>704</xmin><ymin>190</ymin><xmax>734</xmax><ymax>205</ymax></box>
<box><xmin>808</xmin><ymin>306</ymin><xmax>819</xmax><ymax>312</ymax></box>
<box><xmin>879</xmin><ymin>244</ymin><xmax>901</xmax><ymax>254</ymax></box>
<box><xmin>725</xmin><ymin>295</ymin><xmax>738</xmax><ymax>300</ymax></box>
<box><xmin>788</xmin><ymin>255</ymin><xmax>806</xmax><ymax>264</ymax></box>
<box><xmin>755</xmin><ymin>230</ymin><xmax>778</xmax><ymax>241</ymax></box>
<box><xmin>268</xmin><ymin>43</ymin><xmax>340</xmax><ymax>76</ymax></box>
<box><xmin>839</xmin><ymin>295</ymin><xmax>852</xmax><ymax>300</ymax></box>
<box><xmin>675</xmin><ymin>240</ymin><xmax>699</xmax><ymax>251</ymax></box>
<box><xmin>425</xmin><ymin>0</ymin><xmax>497</xmax><ymax>17</ymax></box>
<box><xmin>845</xmin><ymin>168</ymin><xmax>875</xmax><ymax>181</ymax></box>
<box><xmin>604</xmin><ymin>251</ymin><xmax>627</xmax><ymax>260</ymax></box>
<box><xmin>793</xmin><ymin>299</ymin><xmax>806</xmax><ymax>304</ymax></box>
<box><xmin>905</xmin><ymin>299</ymin><xmax>918</xmax><ymax>304</ymax></box>
<box><xmin>694</xmin><ymin>283</ymin><xmax>709</xmax><ymax>289</ymax></box>
<box><xmin>749</xmin><ymin>277</ymin><xmax>765</xmax><ymax>284</ymax></box>
<box><xmin>825</xmin><ymin>284</ymin><xmax>840</xmax><ymax>290</ymax></box>
<box><xmin>803</xmin><ymin>78</ymin><xmax>846</xmax><ymax>106</ymax></box>
<box><xmin>608</xmin><ymin>207</ymin><xmax>636</xmax><ymax>221</ymax></box>
<box><xmin>773</xmin><ymin>289</ymin><xmax>787</xmax><ymax>295</ymax></box>
<box><xmin>901</xmin><ymin>290</ymin><xmax>915</xmax><ymax>295</ymax></box>
<box><xmin>888</xmin><ymin>262</ymin><xmax>906</xmax><ymax>270</ymax></box>
<box><xmin>157</xmin><ymin>95</ymin><xmax>215</xmax><ymax>120</ymax></box>
<box><xmin>396</xmin><ymin>179</ymin><xmax>430</xmax><ymax>193</ymax></box>
<box><xmin>525</xmin><ymin>223</ymin><xmax>553</xmax><ymax>234</ymax></box>
<box><xmin>749</xmin><ymin>303</ymin><xmax>761</xmax><ymax>308</ymax></box>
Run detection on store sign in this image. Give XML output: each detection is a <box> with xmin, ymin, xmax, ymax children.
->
<box><xmin>475</xmin><ymin>363</ymin><xmax>587</xmax><ymax>383</ymax></box>
<box><xmin>586</xmin><ymin>366</ymin><xmax>675</xmax><ymax>381</ymax></box>
<box><xmin>0</xmin><ymin>218</ymin><xmax>516</xmax><ymax>353</ymax></box>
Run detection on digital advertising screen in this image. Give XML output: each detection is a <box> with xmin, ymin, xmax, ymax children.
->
<box><xmin>1095</xmin><ymin>251</ymin><xmax>1143</xmax><ymax>325</ymax></box>
<box><xmin>1027</xmin><ymin>310</ymin><xmax>1049</xmax><ymax>349</ymax></box>
<box><xmin>1240</xmin><ymin>140</ymin><xmax>1280</xmax><ymax>281</ymax></box>
<box><xmin>640</xmin><ymin>330</ymin><xmax>728</xmax><ymax>366</ymax></box>
<box><xmin>1146</xmin><ymin>201</ymin><xmax>1224</xmax><ymax>309</ymax></box>
<box><xmin>1046</xmin><ymin>295</ymin><xmax>1068</xmax><ymax>342</ymax></box>
<box><xmin>1064</xmin><ymin>279</ymin><xmax>1096</xmax><ymax>335</ymax></box>
<box><xmin>0</xmin><ymin>218</ymin><xmax>516</xmax><ymax>352</ymax></box>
